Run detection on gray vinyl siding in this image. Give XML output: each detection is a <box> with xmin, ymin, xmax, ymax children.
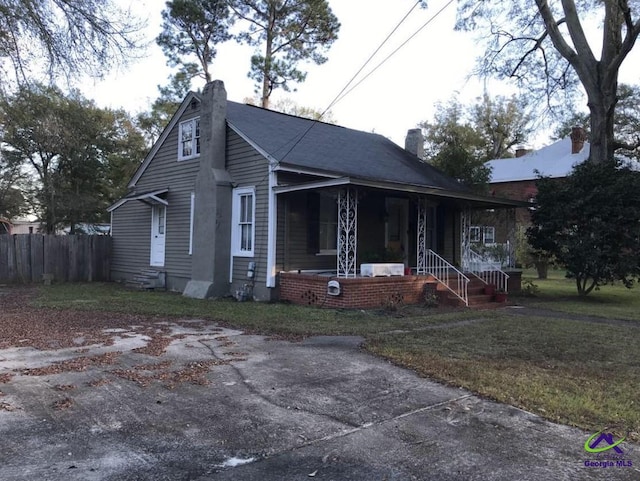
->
<box><xmin>226</xmin><ymin>129</ymin><xmax>272</xmax><ymax>300</ymax></box>
<box><xmin>111</xmin><ymin>108</ymin><xmax>200</xmax><ymax>291</ymax></box>
<box><xmin>452</xmin><ymin>210</ymin><xmax>461</xmax><ymax>266</ymax></box>
<box><xmin>111</xmin><ymin>200</ymin><xmax>152</xmax><ymax>281</ymax></box>
<box><xmin>442</xmin><ymin>208</ymin><xmax>457</xmax><ymax>265</ymax></box>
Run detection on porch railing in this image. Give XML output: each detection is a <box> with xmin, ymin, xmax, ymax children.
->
<box><xmin>464</xmin><ymin>248</ymin><xmax>510</xmax><ymax>293</ymax></box>
<box><xmin>426</xmin><ymin>249</ymin><xmax>469</xmax><ymax>306</ymax></box>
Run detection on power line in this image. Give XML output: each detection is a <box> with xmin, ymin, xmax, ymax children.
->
<box><xmin>333</xmin><ymin>0</ymin><xmax>456</xmax><ymax>107</ymax></box>
<box><xmin>271</xmin><ymin>0</ymin><xmax>424</xmax><ymax>161</ymax></box>
<box><xmin>318</xmin><ymin>0</ymin><xmax>424</xmax><ymax>118</ymax></box>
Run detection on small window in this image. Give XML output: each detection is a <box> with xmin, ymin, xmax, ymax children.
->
<box><xmin>469</xmin><ymin>226</ymin><xmax>481</xmax><ymax>243</ymax></box>
<box><xmin>483</xmin><ymin>226</ymin><xmax>495</xmax><ymax>244</ymax></box>
<box><xmin>157</xmin><ymin>206</ymin><xmax>165</xmax><ymax>235</ymax></box>
<box><xmin>178</xmin><ymin>118</ymin><xmax>200</xmax><ymax>161</ymax></box>
<box><xmin>232</xmin><ymin>187</ymin><xmax>255</xmax><ymax>257</ymax></box>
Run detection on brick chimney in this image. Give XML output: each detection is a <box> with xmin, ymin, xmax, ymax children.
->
<box><xmin>570</xmin><ymin>126</ymin><xmax>586</xmax><ymax>154</ymax></box>
<box><xmin>405</xmin><ymin>128</ymin><xmax>424</xmax><ymax>159</ymax></box>
<box><xmin>515</xmin><ymin>146</ymin><xmax>529</xmax><ymax>158</ymax></box>
<box><xmin>184</xmin><ymin>80</ymin><xmax>233</xmax><ymax>299</ymax></box>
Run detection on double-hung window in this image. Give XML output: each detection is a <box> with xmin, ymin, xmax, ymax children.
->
<box><xmin>232</xmin><ymin>187</ymin><xmax>255</xmax><ymax>257</ymax></box>
<box><xmin>470</xmin><ymin>225</ymin><xmax>496</xmax><ymax>244</ymax></box>
<box><xmin>469</xmin><ymin>226</ymin><xmax>481</xmax><ymax>243</ymax></box>
<box><xmin>483</xmin><ymin>226</ymin><xmax>496</xmax><ymax>244</ymax></box>
<box><xmin>178</xmin><ymin>118</ymin><xmax>200</xmax><ymax>160</ymax></box>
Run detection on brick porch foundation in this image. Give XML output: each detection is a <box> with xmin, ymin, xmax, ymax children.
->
<box><xmin>279</xmin><ymin>272</ymin><xmax>438</xmax><ymax>309</ymax></box>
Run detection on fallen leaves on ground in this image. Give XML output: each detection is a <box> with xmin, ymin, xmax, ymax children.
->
<box><xmin>21</xmin><ymin>352</ymin><xmax>122</xmax><ymax>376</ymax></box>
<box><xmin>0</xmin><ymin>287</ymin><xmax>248</xmax><ymax>403</ymax></box>
<box><xmin>54</xmin><ymin>384</ymin><xmax>76</xmax><ymax>391</ymax></box>
<box><xmin>0</xmin><ymin>401</ymin><xmax>17</xmax><ymax>411</ymax></box>
<box><xmin>52</xmin><ymin>398</ymin><xmax>73</xmax><ymax>410</ymax></box>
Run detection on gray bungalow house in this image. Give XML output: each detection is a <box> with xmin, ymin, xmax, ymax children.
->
<box><xmin>109</xmin><ymin>80</ymin><xmax>519</xmax><ymax>308</ymax></box>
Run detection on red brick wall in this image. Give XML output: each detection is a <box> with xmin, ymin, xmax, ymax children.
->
<box><xmin>490</xmin><ymin>180</ymin><xmax>537</xmax><ymax>227</ymax></box>
<box><xmin>491</xmin><ymin>180</ymin><xmax>538</xmax><ymax>201</ymax></box>
<box><xmin>279</xmin><ymin>272</ymin><xmax>438</xmax><ymax>309</ymax></box>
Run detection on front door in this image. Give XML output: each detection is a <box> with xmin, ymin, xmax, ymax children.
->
<box><xmin>385</xmin><ymin>198</ymin><xmax>409</xmax><ymax>265</ymax></box>
<box><xmin>150</xmin><ymin>205</ymin><xmax>166</xmax><ymax>267</ymax></box>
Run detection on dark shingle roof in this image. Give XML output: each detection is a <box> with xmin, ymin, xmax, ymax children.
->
<box><xmin>226</xmin><ymin>102</ymin><xmax>467</xmax><ymax>193</ymax></box>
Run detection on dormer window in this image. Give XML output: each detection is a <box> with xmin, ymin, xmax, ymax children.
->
<box><xmin>178</xmin><ymin>118</ymin><xmax>200</xmax><ymax>161</ymax></box>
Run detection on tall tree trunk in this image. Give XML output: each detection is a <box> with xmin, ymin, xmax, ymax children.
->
<box><xmin>587</xmin><ymin>84</ymin><xmax>618</xmax><ymax>163</ymax></box>
<box><xmin>261</xmin><ymin>3</ymin><xmax>276</xmax><ymax>109</ymax></box>
<box><xmin>534</xmin><ymin>0</ymin><xmax>639</xmax><ymax>164</ymax></box>
<box><xmin>42</xmin><ymin>169</ymin><xmax>56</xmax><ymax>235</ymax></box>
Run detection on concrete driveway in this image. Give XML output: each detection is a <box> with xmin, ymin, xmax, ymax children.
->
<box><xmin>0</xmin><ymin>316</ymin><xmax>637</xmax><ymax>480</ymax></box>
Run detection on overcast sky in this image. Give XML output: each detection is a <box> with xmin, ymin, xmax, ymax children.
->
<box><xmin>84</xmin><ymin>0</ymin><xmax>640</xmax><ymax>149</ymax></box>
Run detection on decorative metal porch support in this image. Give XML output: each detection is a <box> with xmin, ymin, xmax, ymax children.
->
<box><xmin>337</xmin><ymin>187</ymin><xmax>358</xmax><ymax>278</ymax></box>
<box><xmin>416</xmin><ymin>197</ymin><xmax>428</xmax><ymax>275</ymax></box>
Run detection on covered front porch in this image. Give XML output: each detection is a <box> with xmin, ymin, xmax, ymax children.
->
<box><xmin>275</xmin><ymin>180</ymin><xmax>520</xmax><ymax>308</ymax></box>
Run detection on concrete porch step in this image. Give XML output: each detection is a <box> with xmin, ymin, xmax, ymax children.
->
<box><xmin>125</xmin><ymin>280</ymin><xmax>155</xmax><ymax>290</ymax></box>
<box><xmin>126</xmin><ymin>270</ymin><xmax>167</xmax><ymax>291</ymax></box>
<box><xmin>140</xmin><ymin>269</ymin><xmax>162</xmax><ymax>278</ymax></box>
<box><xmin>431</xmin><ymin>276</ymin><xmax>506</xmax><ymax>309</ymax></box>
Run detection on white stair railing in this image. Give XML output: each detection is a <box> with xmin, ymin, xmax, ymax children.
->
<box><xmin>464</xmin><ymin>248</ymin><xmax>510</xmax><ymax>293</ymax></box>
<box><xmin>426</xmin><ymin>249</ymin><xmax>469</xmax><ymax>306</ymax></box>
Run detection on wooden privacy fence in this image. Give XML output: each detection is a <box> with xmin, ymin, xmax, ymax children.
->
<box><xmin>0</xmin><ymin>235</ymin><xmax>111</xmax><ymax>284</ymax></box>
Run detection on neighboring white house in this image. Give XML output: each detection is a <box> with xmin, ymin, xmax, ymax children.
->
<box><xmin>10</xmin><ymin>219</ymin><xmax>42</xmax><ymax>234</ymax></box>
<box><xmin>482</xmin><ymin>126</ymin><xmax>639</xmax><ymax>251</ymax></box>
<box><xmin>486</xmin><ymin>127</ymin><xmax>591</xmax><ymax>186</ymax></box>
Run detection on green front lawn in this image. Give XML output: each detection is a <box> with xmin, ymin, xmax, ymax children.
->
<box><xmin>367</xmin><ymin>313</ymin><xmax>640</xmax><ymax>440</ymax></box>
<box><xmin>32</xmin><ymin>282</ymin><xmax>473</xmax><ymax>337</ymax></box>
<box><xmin>514</xmin><ymin>268</ymin><xmax>640</xmax><ymax>321</ymax></box>
<box><xmin>31</xmin><ymin>279</ymin><xmax>640</xmax><ymax>440</ymax></box>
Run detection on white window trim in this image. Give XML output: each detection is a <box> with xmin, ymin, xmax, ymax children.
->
<box><xmin>178</xmin><ymin>117</ymin><xmax>200</xmax><ymax>161</ymax></box>
<box><xmin>231</xmin><ymin>186</ymin><xmax>256</xmax><ymax>257</ymax></box>
<box><xmin>189</xmin><ymin>192</ymin><xmax>195</xmax><ymax>255</ymax></box>
<box><xmin>483</xmin><ymin>226</ymin><xmax>496</xmax><ymax>245</ymax></box>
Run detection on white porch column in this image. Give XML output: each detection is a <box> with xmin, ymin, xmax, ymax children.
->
<box><xmin>416</xmin><ymin>197</ymin><xmax>428</xmax><ymax>275</ymax></box>
<box><xmin>265</xmin><ymin>169</ymin><xmax>277</xmax><ymax>287</ymax></box>
<box><xmin>337</xmin><ymin>187</ymin><xmax>358</xmax><ymax>278</ymax></box>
